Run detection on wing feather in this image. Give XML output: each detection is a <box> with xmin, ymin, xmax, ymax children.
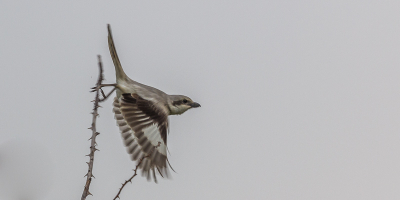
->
<box><xmin>113</xmin><ymin>95</ymin><xmax>170</xmax><ymax>182</ymax></box>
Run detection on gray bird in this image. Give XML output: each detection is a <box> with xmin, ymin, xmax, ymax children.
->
<box><xmin>106</xmin><ymin>24</ymin><xmax>200</xmax><ymax>182</ymax></box>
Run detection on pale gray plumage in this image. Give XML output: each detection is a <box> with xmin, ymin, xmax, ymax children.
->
<box><xmin>107</xmin><ymin>24</ymin><xmax>200</xmax><ymax>182</ymax></box>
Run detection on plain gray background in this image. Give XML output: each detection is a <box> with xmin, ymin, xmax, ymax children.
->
<box><xmin>1</xmin><ymin>0</ymin><xmax>399</xmax><ymax>199</ymax></box>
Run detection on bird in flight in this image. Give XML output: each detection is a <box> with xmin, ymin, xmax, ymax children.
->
<box><xmin>105</xmin><ymin>24</ymin><xmax>200</xmax><ymax>182</ymax></box>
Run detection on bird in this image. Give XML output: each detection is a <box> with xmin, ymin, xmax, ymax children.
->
<box><xmin>106</xmin><ymin>24</ymin><xmax>200</xmax><ymax>182</ymax></box>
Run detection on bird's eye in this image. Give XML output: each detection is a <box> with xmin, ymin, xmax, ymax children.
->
<box><xmin>182</xmin><ymin>99</ymin><xmax>188</xmax><ymax>103</ymax></box>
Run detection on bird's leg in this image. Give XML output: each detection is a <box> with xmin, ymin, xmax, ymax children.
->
<box><xmin>100</xmin><ymin>88</ymin><xmax>107</xmax><ymax>98</ymax></box>
<box><xmin>100</xmin><ymin>83</ymin><xmax>117</xmax><ymax>87</ymax></box>
<box><xmin>99</xmin><ymin>87</ymin><xmax>116</xmax><ymax>102</ymax></box>
<box><xmin>90</xmin><ymin>83</ymin><xmax>117</xmax><ymax>101</ymax></box>
<box><xmin>91</xmin><ymin>83</ymin><xmax>117</xmax><ymax>92</ymax></box>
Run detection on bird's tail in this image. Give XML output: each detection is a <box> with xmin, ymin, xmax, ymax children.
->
<box><xmin>107</xmin><ymin>24</ymin><xmax>128</xmax><ymax>82</ymax></box>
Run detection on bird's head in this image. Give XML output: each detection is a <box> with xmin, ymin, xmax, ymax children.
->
<box><xmin>168</xmin><ymin>95</ymin><xmax>201</xmax><ymax>115</ymax></box>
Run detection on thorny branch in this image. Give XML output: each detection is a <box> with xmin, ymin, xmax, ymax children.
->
<box><xmin>82</xmin><ymin>55</ymin><xmax>154</xmax><ymax>200</ymax></box>
<box><xmin>112</xmin><ymin>156</ymin><xmax>146</xmax><ymax>200</ymax></box>
<box><xmin>81</xmin><ymin>55</ymin><xmax>106</xmax><ymax>200</ymax></box>
<box><xmin>113</xmin><ymin>142</ymin><xmax>161</xmax><ymax>200</ymax></box>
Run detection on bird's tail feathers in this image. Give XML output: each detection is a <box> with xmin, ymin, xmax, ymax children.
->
<box><xmin>107</xmin><ymin>24</ymin><xmax>128</xmax><ymax>82</ymax></box>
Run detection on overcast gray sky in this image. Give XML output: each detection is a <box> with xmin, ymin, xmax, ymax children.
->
<box><xmin>1</xmin><ymin>0</ymin><xmax>400</xmax><ymax>199</ymax></box>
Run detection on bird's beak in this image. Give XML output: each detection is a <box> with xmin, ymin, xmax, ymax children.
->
<box><xmin>190</xmin><ymin>102</ymin><xmax>201</xmax><ymax>108</ymax></box>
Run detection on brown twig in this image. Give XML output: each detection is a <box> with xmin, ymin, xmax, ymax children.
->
<box><xmin>113</xmin><ymin>156</ymin><xmax>147</xmax><ymax>200</ymax></box>
<box><xmin>81</xmin><ymin>55</ymin><xmax>105</xmax><ymax>200</ymax></box>
<box><xmin>113</xmin><ymin>142</ymin><xmax>161</xmax><ymax>200</ymax></box>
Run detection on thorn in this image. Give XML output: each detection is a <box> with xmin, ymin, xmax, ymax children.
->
<box><xmin>95</xmin><ymin>132</ymin><xmax>100</xmax><ymax>135</ymax></box>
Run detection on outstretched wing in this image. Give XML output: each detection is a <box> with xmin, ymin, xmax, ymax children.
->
<box><xmin>113</xmin><ymin>93</ymin><xmax>170</xmax><ymax>182</ymax></box>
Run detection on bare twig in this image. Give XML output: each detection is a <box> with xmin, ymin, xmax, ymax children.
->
<box><xmin>81</xmin><ymin>55</ymin><xmax>105</xmax><ymax>200</ymax></box>
<box><xmin>113</xmin><ymin>142</ymin><xmax>161</xmax><ymax>200</ymax></box>
<box><xmin>113</xmin><ymin>156</ymin><xmax>147</xmax><ymax>200</ymax></box>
